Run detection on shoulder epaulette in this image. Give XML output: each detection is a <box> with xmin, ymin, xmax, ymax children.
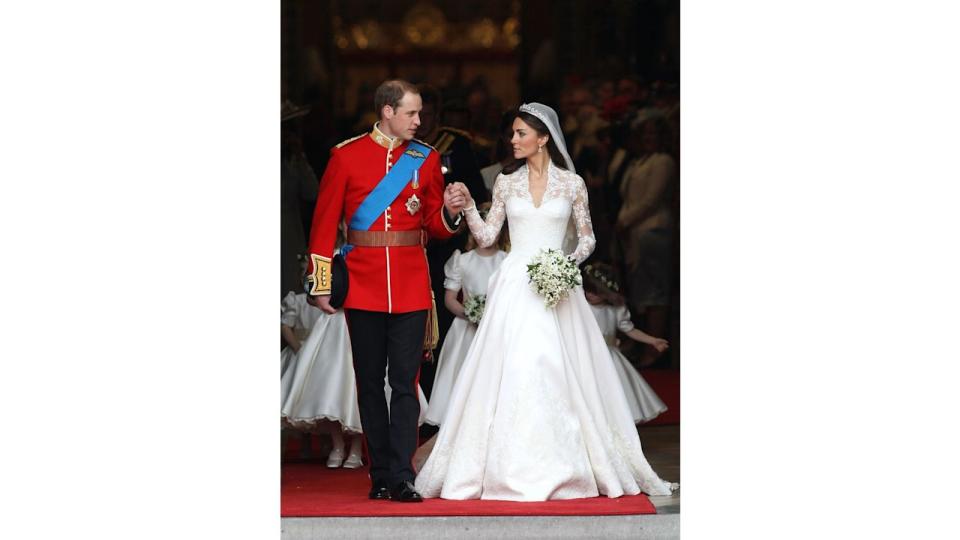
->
<box><xmin>440</xmin><ymin>126</ymin><xmax>473</xmax><ymax>141</ymax></box>
<box><xmin>335</xmin><ymin>133</ymin><xmax>367</xmax><ymax>149</ymax></box>
<box><xmin>433</xmin><ymin>132</ymin><xmax>455</xmax><ymax>155</ymax></box>
<box><xmin>412</xmin><ymin>138</ymin><xmax>437</xmax><ymax>152</ymax></box>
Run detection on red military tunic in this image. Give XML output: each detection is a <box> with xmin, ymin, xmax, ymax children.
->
<box><xmin>307</xmin><ymin>123</ymin><xmax>458</xmax><ymax>313</ymax></box>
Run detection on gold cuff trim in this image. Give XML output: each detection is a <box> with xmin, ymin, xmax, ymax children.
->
<box><xmin>441</xmin><ymin>208</ymin><xmax>459</xmax><ymax>233</ymax></box>
<box><xmin>308</xmin><ymin>254</ymin><xmax>332</xmax><ymax>295</ymax></box>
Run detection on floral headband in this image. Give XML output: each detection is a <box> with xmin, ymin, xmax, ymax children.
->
<box><xmin>583</xmin><ymin>264</ymin><xmax>621</xmax><ymax>292</ymax></box>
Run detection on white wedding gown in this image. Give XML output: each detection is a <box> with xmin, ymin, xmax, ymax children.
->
<box><xmin>415</xmin><ymin>162</ymin><xmax>677</xmax><ymax>501</ymax></box>
<box><xmin>423</xmin><ymin>248</ymin><xmax>507</xmax><ymax>426</ymax></box>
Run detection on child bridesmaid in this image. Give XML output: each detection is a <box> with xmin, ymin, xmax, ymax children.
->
<box><xmin>583</xmin><ymin>262</ymin><xmax>669</xmax><ymax>423</ymax></box>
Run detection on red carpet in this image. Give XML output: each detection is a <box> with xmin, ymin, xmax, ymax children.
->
<box><xmin>639</xmin><ymin>368</ymin><xmax>680</xmax><ymax>426</ymax></box>
<box><xmin>281</xmin><ymin>464</ymin><xmax>657</xmax><ymax>517</ymax></box>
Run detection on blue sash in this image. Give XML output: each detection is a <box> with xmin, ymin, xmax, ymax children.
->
<box><xmin>342</xmin><ymin>140</ymin><xmax>432</xmax><ymax>257</ymax></box>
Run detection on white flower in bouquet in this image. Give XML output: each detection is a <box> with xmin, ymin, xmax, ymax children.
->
<box><xmin>526</xmin><ymin>248</ymin><xmax>582</xmax><ymax>308</ymax></box>
<box><xmin>463</xmin><ymin>294</ymin><xmax>486</xmax><ymax>324</ymax></box>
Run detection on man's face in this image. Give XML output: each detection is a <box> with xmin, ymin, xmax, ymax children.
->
<box><xmin>382</xmin><ymin>92</ymin><xmax>422</xmax><ymax>141</ymax></box>
<box><xmin>416</xmin><ymin>103</ymin><xmax>438</xmax><ymax>139</ymax></box>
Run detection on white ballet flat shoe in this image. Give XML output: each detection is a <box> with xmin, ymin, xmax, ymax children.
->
<box><xmin>326</xmin><ymin>448</ymin><xmax>345</xmax><ymax>468</ymax></box>
<box><xmin>342</xmin><ymin>452</ymin><xmax>363</xmax><ymax>469</ymax></box>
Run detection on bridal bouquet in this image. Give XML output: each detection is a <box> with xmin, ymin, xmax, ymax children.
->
<box><xmin>463</xmin><ymin>294</ymin><xmax>486</xmax><ymax>324</ymax></box>
<box><xmin>526</xmin><ymin>248</ymin><xmax>582</xmax><ymax>308</ymax></box>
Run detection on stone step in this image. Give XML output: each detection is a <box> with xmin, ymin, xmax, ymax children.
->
<box><xmin>282</xmin><ymin>514</ymin><xmax>680</xmax><ymax>540</ymax></box>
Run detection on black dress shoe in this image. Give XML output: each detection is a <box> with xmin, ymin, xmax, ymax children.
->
<box><xmin>368</xmin><ymin>484</ymin><xmax>391</xmax><ymax>500</ymax></box>
<box><xmin>390</xmin><ymin>480</ymin><xmax>423</xmax><ymax>503</ymax></box>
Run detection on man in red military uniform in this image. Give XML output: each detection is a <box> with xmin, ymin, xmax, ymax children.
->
<box><xmin>306</xmin><ymin>80</ymin><xmax>466</xmax><ymax>502</ymax></box>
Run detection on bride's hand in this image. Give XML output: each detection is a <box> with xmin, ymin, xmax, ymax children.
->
<box><xmin>444</xmin><ymin>182</ymin><xmax>467</xmax><ymax>214</ymax></box>
<box><xmin>457</xmin><ymin>183</ymin><xmax>475</xmax><ymax>209</ymax></box>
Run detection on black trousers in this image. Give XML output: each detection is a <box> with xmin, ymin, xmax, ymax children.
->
<box><xmin>344</xmin><ymin>308</ymin><xmax>426</xmax><ymax>486</ymax></box>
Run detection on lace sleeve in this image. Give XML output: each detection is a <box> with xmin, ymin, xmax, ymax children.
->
<box><xmin>568</xmin><ymin>176</ymin><xmax>596</xmax><ymax>264</ymax></box>
<box><xmin>464</xmin><ymin>175</ymin><xmax>507</xmax><ymax>248</ymax></box>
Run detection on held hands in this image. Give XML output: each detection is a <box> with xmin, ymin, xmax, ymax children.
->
<box><xmin>444</xmin><ymin>182</ymin><xmax>473</xmax><ymax>215</ymax></box>
<box><xmin>458</xmin><ymin>183</ymin><xmax>474</xmax><ymax>209</ymax></box>
<box><xmin>443</xmin><ymin>182</ymin><xmax>465</xmax><ymax>215</ymax></box>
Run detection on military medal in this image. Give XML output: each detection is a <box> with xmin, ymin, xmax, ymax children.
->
<box><xmin>412</xmin><ymin>169</ymin><xmax>419</xmax><ymax>189</ymax></box>
<box><xmin>405</xmin><ymin>193</ymin><xmax>421</xmax><ymax>215</ymax></box>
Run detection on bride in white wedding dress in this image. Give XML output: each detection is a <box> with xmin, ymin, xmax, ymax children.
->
<box><xmin>414</xmin><ymin>103</ymin><xmax>677</xmax><ymax>501</ymax></box>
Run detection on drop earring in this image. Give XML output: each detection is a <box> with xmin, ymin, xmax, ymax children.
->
<box><xmin>538</xmin><ymin>145</ymin><xmax>543</xmax><ymax>153</ymax></box>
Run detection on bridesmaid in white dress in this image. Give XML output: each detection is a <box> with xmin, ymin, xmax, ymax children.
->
<box><xmin>281</xmin><ymin>297</ymin><xmax>431</xmax><ymax>468</ymax></box>
<box><xmin>423</xmin><ymin>202</ymin><xmax>508</xmax><ymax>427</ymax></box>
<box><xmin>281</xmin><ymin>305</ymin><xmax>365</xmax><ymax>468</ymax></box>
<box><xmin>582</xmin><ymin>263</ymin><xmax>669</xmax><ymax>424</ymax></box>
<box><xmin>280</xmin><ymin>289</ymin><xmax>325</xmax><ymax>458</ymax></box>
<box><xmin>415</xmin><ymin>103</ymin><xmax>677</xmax><ymax>501</ymax></box>
<box><xmin>280</xmin><ymin>289</ymin><xmax>323</xmax><ymax>381</ymax></box>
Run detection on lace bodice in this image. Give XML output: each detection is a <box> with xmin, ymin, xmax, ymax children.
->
<box><xmin>464</xmin><ymin>162</ymin><xmax>596</xmax><ymax>264</ymax></box>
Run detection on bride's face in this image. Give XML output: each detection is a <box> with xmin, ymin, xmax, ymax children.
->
<box><xmin>511</xmin><ymin>118</ymin><xmax>549</xmax><ymax>160</ymax></box>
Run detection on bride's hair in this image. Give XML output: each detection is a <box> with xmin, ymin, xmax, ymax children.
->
<box><xmin>501</xmin><ymin>111</ymin><xmax>569</xmax><ymax>175</ymax></box>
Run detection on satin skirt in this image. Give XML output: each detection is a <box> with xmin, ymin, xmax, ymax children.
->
<box><xmin>608</xmin><ymin>346</ymin><xmax>668</xmax><ymax>423</ymax></box>
<box><xmin>423</xmin><ymin>317</ymin><xmax>477</xmax><ymax>426</ymax></box>
<box><xmin>415</xmin><ymin>255</ymin><xmax>676</xmax><ymax>500</ymax></box>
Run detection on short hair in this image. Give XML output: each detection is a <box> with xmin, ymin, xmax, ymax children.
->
<box><xmin>374</xmin><ymin>79</ymin><xmax>419</xmax><ymax>116</ymax></box>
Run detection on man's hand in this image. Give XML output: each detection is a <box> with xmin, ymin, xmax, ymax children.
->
<box><xmin>443</xmin><ymin>182</ymin><xmax>468</xmax><ymax>215</ymax></box>
<box><xmin>448</xmin><ymin>182</ymin><xmax>474</xmax><ymax>211</ymax></box>
<box><xmin>306</xmin><ymin>294</ymin><xmax>337</xmax><ymax>314</ymax></box>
